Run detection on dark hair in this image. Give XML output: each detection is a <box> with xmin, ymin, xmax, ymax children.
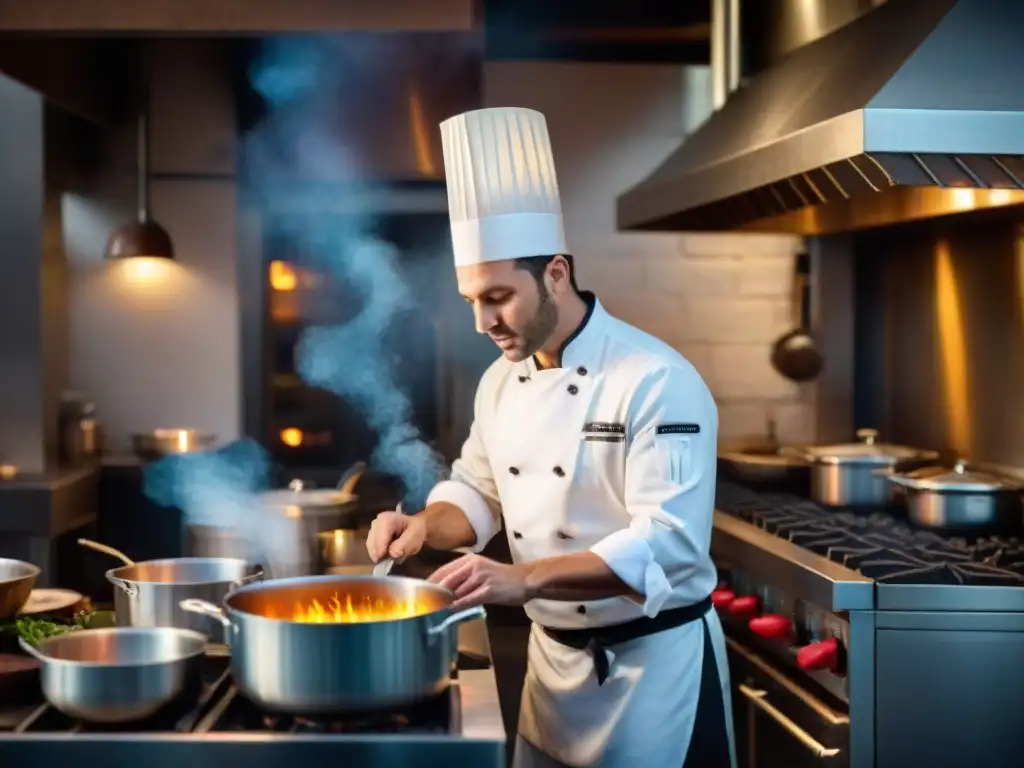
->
<box><xmin>513</xmin><ymin>254</ymin><xmax>579</xmax><ymax>293</ymax></box>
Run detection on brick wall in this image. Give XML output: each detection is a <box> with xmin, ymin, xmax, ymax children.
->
<box><xmin>484</xmin><ymin>61</ymin><xmax>815</xmax><ymax>445</ymax></box>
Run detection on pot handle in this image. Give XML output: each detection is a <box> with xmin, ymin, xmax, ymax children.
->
<box><xmin>180</xmin><ymin>598</ymin><xmax>233</xmax><ymax>631</ymax></box>
<box><xmin>426</xmin><ymin>606</ymin><xmax>487</xmax><ymax>643</ymax></box>
<box><xmin>232</xmin><ymin>566</ymin><xmax>265</xmax><ymax>590</ymax></box>
<box><xmin>106</xmin><ymin>574</ymin><xmax>138</xmax><ymax>598</ymax></box>
<box><xmin>18</xmin><ymin>638</ymin><xmax>48</xmax><ymax>663</ymax></box>
<box><xmin>778</xmin><ymin>446</ymin><xmax>813</xmax><ymax>462</ymax></box>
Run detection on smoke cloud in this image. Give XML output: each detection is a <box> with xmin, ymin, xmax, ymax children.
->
<box><xmin>145</xmin><ymin>34</ymin><xmax>457</xmax><ymax>572</ymax></box>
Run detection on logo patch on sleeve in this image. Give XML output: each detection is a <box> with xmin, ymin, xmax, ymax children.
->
<box><xmin>582</xmin><ymin>422</ymin><xmax>626</xmax><ymax>443</ymax></box>
<box><xmin>656</xmin><ymin>423</ymin><xmax>700</xmax><ymax>435</ymax></box>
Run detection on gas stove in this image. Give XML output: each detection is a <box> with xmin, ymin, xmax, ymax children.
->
<box><xmin>712</xmin><ymin>481</ymin><xmax>1024</xmax><ymax>768</ymax></box>
<box><xmin>0</xmin><ymin>651</ymin><xmax>502</xmax><ymax>766</ymax></box>
<box><xmin>716</xmin><ymin>482</ymin><xmax>1024</xmax><ymax>588</ymax></box>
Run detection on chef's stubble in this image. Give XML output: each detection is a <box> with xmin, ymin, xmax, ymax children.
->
<box><xmin>507</xmin><ymin>281</ymin><xmax>558</xmax><ymax>362</ymax></box>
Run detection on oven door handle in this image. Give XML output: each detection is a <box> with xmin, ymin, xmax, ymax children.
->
<box><xmin>738</xmin><ymin>684</ymin><xmax>841</xmax><ymax>759</ymax></box>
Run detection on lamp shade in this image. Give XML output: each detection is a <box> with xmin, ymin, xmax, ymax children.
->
<box><xmin>104</xmin><ymin>219</ymin><xmax>174</xmax><ymax>260</ymax></box>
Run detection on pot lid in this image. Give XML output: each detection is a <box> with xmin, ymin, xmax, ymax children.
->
<box><xmin>892</xmin><ymin>461</ymin><xmax>1022</xmax><ymax>492</ymax></box>
<box><xmin>719</xmin><ymin>450</ymin><xmax>807</xmax><ymax>468</ymax></box>
<box><xmin>803</xmin><ymin>429</ymin><xmax>934</xmax><ymax>466</ymax></box>
<box><xmin>259</xmin><ymin>480</ymin><xmax>353</xmax><ymax>514</ymax></box>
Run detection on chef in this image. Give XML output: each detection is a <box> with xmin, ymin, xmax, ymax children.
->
<box><xmin>367</xmin><ymin>106</ymin><xmax>735</xmax><ymax>768</ymax></box>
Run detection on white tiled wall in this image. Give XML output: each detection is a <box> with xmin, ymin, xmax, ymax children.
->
<box><xmin>485</xmin><ymin>61</ymin><xmax>815</xmax><ymax>445</ymax></box>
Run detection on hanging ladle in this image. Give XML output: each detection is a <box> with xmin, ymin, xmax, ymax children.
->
<box><xmin>770</xmin><ymin>251</ymin><xmax>823</xmax><ymax>383</ymax></box>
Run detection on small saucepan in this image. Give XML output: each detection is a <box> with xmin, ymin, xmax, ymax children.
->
<box><xmin>78</xmin><ymin>539</ymin><xmax>262</xmax><ymax>635</ymax></box>
<box><xmin>879</xmin><ymin>460</ymin><xmax>1024</xmax><ymax>532</ymax></box>
<box><xmin>19</xmin><ymin>627</ymin><xmax>207</xmax><ymax>723</ymax></box>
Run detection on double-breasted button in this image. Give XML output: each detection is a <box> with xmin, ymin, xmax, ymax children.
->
<box><xmin>518</xmin><ymin>375</ymin><xmax>529</xmax><ymax>383</ymax></box>
<box><xmin>508</xmin><ymin>467</ymin><xmax>520</xmax><ymax>476</ymax></box>
<box><xmin>567</xmin><ymin>384</ymin><xmax>579</xmax><ymax>395</ymax></box>
<box><xmin>576</xmin><ymin>605</ymin><xmax>586</xmax><ymax>615</ymax></box>
<box><xmin>556</xmin><ymin>530</ymin><xmax>572</xmax><ymax>540</ymax></box>
<box><xmin>553</xmin><ymin>466</ymin><xmax>565</xmax><ymax>477</ymax></box>
<box><xmin>512</xmin><ymin>531</ymin><xmax>523</xmax><ymax>539</ymax></box>
<box><xmin>577</xmin><ymin>366</ymin><xmax>588</xmax><ymax>376</ymax></box>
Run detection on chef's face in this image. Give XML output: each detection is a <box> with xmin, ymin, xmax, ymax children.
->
<box><xmin>457</xmin><ymin>257</ymin><xmax>567</xmax><ymax>362</ymax></box>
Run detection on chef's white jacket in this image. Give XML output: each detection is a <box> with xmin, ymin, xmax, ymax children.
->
<box><xmin>427</xmin><ymin>295</ymin><xmax>733</xmax><ymax>767</ymax></box>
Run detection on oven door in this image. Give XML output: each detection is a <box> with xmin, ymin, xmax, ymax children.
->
<box><xmin>727</xmin><ymin>637</ymin><xmax>850</xmax><ymax>768</ymax></box>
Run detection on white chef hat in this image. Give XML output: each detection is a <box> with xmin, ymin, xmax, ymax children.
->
<box><xmin>439</xmin><ymin>107</ymin><xmax>567</xmax><ymax>268</ymax></box>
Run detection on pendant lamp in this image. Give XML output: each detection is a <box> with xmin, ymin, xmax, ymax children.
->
<box><xmin>105</xmin><ymin>53</ymin><xmax>174</xmax><ymax>260</ymax></box>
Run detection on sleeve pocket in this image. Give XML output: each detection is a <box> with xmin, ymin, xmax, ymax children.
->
<box><xmin>656</xmin><ymin>436</ymin><xmax>693</xmax><ymax>485</ymax></box>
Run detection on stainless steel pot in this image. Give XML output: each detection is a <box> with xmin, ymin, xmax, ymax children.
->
<box><xmin>881</xmin><ymin>460</ymin><xmax>1024</xmax><ymax>531</ymax></box>
<box><xmin>19</xmin><ymin>627</ymin><xmax>206</xmax><ymax>723</ymax></box>
<box><xmin>107</xmin><ymin>558</ymin><xmax>263</xmax><ymax>636</ymax></box>
<box><xmin>132</xmin><ymin>429</ymin><xmax>217</xmax><ymax>462</ymax></box>
<box><xmin>316</xmin><ymin>527</ymin><xmax>374</xmax><ymax>574</ymax></box>
<box><xmin>259</xmin><ymin>479</ymin><xmax>363</xmax><ymax>533</ymax></box>
<box><xmin>797</xmin><ymin>429</ymin><xmax>939</xmax><ymax>507</ymax></box>
<box><xmin>254</xmin><ymin>475</ymin><xmax>368</xmax><ymax>574</ymax></box>
<box><xmin>180</xmin><ymin>574</ymin><xmax>485</xmax><ymax>714</ymax></box>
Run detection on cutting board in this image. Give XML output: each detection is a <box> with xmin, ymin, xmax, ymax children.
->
<box><xmin>18</xmin><ymin>589</ymin><xmax>87</xmax><ymax>618</ymax></box>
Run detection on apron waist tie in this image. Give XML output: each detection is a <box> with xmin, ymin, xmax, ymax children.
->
<box><xmin>540</xmin><ymin>595</ymin><xmax>713</xmax><ymax>685</ymax></box>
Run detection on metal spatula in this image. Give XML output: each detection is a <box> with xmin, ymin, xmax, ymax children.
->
<box><xmin>372</xmin><ymin>502</ymin><xmax>406</xmax><ymax>577</ymax></box>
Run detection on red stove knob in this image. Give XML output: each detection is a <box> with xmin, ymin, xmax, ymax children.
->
<box><xmin>727</xmin><ymin>595</ymin><xmax>760</xmax><ymax>617</ymax></box>
<box><xmin>748</xmin><ymin>613</ymin><xmax>794</xmax><ymax>641</ymax></box>
<box><xmin>711</xmin><ymin>589</ymin><xmax>736</xmax><ymax>609</ymax></box>
<box><xmin>797</xmin><ymin>637</ymin><xmax>840</xmax><ymax>673</ymax></box>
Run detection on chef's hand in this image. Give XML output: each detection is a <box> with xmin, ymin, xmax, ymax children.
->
<box><xmin>367</xmin><ymin>510</ymin><xmax>426</xmax><ymax>562</ymax></box>
<box><xmin>428</xmin><ymin>554</ymin><xmax>531</xmax><ymax>609</ymax></box>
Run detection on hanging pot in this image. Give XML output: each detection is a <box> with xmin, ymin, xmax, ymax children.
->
<box><xmin>770</xmin><ymin>252</ymin><xmax>823</xmax><ymax>383</ymax></box>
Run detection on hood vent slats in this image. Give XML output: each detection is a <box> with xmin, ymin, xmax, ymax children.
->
<box><xmin>617</xmin><ymin>0</ymin><xmax>1024</xmax><ymax>234</ymax></box>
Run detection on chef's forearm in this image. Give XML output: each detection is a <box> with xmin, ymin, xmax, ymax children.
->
<box><xmin>521</xmin><ymin>552</ymin><xmax>642</xmax><ymax>602</ymax></box>
<box><xmin>418</xmin><ymin>502</ymin><xmax>480</xmax><ymax>551</ymax></box>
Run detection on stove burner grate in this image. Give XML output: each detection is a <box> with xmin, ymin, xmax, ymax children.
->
<box><xmin>717</xmin><ymin>482</ymin><xmax>1024</xmax><ymax>586</ymax></box>
<box><xmin>224</xmin><ymin>688</ymin><xmax>455</xmax><ymax>735</ymax></box>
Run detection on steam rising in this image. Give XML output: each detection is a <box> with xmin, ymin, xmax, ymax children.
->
<box><xmin>144</xmin><ymin>35</ymin><xmax>452</xmax><ymax>573</ymax></box>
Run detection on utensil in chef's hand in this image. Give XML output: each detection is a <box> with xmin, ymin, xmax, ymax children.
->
<box><xmin>77</xmin><ymin>539</ymin><xmax>135</xmax><ymax>567</ymax></box>
<box><xmin>368</xmin><ymin>501</ymin><xmax>415</xmax><ymax>573</ymax></box>
<box><xmin>771</xmin><ymin>251</ymin><xmax>823</xmax><ymax>383</ymax></box>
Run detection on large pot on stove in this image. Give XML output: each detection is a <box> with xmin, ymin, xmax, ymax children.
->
<box><xmin>180</xmin><ymin>574</ymin><xmax>485</xmax><ymax>714</ymax></box>
<box><xmin>881</xmin><ymin>460</ymin><xmax>1024</xmax><ymax>532</ymax></box>
<box><xmin>795</xmin><ymin>428</ymin><xmax>938</xmax><ymax>507</ymax></box>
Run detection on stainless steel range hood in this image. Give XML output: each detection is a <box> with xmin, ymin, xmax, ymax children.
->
<box><xmin>617</xmin><ymin>0</ymin><xmax>1024</xmax><ymax>235</ymax></box>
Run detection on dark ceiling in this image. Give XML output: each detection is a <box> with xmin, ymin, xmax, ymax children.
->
<box><xmin>483</xmin><ymin>0</ymin><xmax>712</xmax><ymax>64</ymax></box>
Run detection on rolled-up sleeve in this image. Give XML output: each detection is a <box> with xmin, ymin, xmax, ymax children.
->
<box><xmin>590</xmin><ymin>364</ymin><xmax>717</xmax><ymax>617</ymax></box>
<box><xmin>425</xmin><ymin>380</ymin><xmax>502</xmax><ymax>552</ymax></box>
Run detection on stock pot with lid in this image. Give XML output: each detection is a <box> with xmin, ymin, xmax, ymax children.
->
<box><xmin>796</xmin><ymin>428</ymin><xmax>939</xmax><ymax>506</ymax></box>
